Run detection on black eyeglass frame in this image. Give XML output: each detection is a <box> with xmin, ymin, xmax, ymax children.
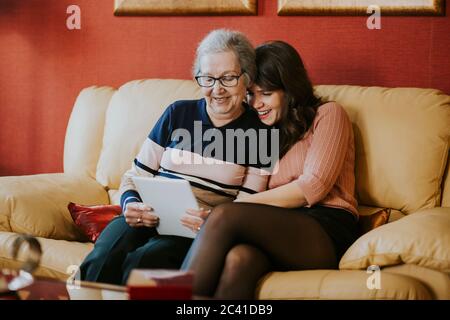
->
<box><xmin>195</xmin><ymin>72</ymin><xmax>245</xmax><ymax>88</ymax></box>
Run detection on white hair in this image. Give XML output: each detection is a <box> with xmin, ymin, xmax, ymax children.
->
<box><xmin>193</xmin><ymin>29</ymin><xmax>255</xmax><ymax>86</ymax></box>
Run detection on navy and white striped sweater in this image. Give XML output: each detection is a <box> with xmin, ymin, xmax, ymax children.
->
<box><xmin>119</xmin><ymin>98</ymin><xmax>276</xmax><ymax>210</ymax></box>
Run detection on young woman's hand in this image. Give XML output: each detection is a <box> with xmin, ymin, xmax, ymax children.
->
<box><xmin>180</xmin><ymin>208</ymin><xmax>211</xmax><ymax>233</ymax></box>
<box><xmin>124</xmin><ymin>202</ymin><xmax>159</xmax><ymax>228</ymax></box>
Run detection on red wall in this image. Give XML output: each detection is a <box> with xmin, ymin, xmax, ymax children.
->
<box><xmin>1</xmin><ymin>0</ymin><xmax>449</xmax><ymax>176</ymax></box>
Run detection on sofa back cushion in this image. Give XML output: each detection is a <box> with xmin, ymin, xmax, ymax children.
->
<box><xmin>315</xmin><ymin>85</ymin><xmax>450</xmax><ymax>214</ymax></box>
<box><xmin>95</xmin><ymin>79</ymin><xmax>202</xmax><ymax>189</ymax></box>
<box><xmin>64</xmin><ymin>86</ymin><xmax>115</xmax><ymax>178</ymax></box>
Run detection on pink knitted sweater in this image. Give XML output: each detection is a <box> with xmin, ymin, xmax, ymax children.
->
<box><xmin>268</xmin><ymin>102</ymin><xmax>358</xmax><ymax>216</ymax></box>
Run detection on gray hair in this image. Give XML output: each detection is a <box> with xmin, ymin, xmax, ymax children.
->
<box><xmin>193</xmin><ymin>29</ymin><xmax>256</xmax><ymax>86</ymax></box>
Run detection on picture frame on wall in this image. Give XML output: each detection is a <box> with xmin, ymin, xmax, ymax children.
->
<box><xmin>278</xmin><ymin>0</ymin><xmax>445</xmax><ymax>16</ymax></box>
<box><xmin>114</xmin><ymin>0</ymin><xmax>258</xmax><ymax>16</ymax></box>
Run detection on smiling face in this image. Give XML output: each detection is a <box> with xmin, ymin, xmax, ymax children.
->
<box><xmin>199</xmin><ymin>51</ymin><xmax>247</xmax><ymax>127</ymax></box>
<box><xmin>247</xmin><ymin>84</ymin><xmax>286</xmax><ymax>126</ymax></box>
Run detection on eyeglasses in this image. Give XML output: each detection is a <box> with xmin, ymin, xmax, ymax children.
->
<box><xmin>195</xmin><ymin>72</ymin><xmax>245</xmax><ymax>88</ymax></box>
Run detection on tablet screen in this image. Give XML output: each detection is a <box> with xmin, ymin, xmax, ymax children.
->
<box><xmin>132</xmin><ymin>176</ymin><xmax>200</xmax><ymax>238</ymax></box>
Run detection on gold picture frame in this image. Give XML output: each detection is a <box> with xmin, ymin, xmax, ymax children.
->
<box><xmin>114</xmin><ymin>0</ymin><xmax>257</xmax><ymax>16</ymax></box>
<box><xmin>278</xmin><ymin>0</ymin><xmax>445</xmax><ymax>16</ymax></box>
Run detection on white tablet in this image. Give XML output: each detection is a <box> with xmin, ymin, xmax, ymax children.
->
<box><xmin>132</xmin><ymin>176</ymin><xmax>200</xmax><ymax>238</ymax></box>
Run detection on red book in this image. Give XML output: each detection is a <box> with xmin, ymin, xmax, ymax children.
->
<box><xmin>126</xmin><ymin>269</ymin><xmax>193</xmax><ymax>300</ymax></box>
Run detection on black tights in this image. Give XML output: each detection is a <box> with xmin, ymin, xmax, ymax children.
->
<box><xmin>181</xmin><ymin>202</ymin><xmax>338</xmax><ymax>299</ymax></box>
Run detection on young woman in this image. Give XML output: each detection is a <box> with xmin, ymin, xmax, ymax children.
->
<box><xmin>181</xmin><ymin>41</ymin><xmax>359</xmax><ymax>299</ymax></box>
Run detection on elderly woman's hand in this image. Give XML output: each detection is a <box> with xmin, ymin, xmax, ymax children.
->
<box><xmin>124</xmin><ymin>202</ymin><xmax>159</xmax><ymax>228</ymax></box>
<box><xmin>180</xmin><ymin>208</ymin><xmax>211</xmax><ymax>233</ymax></box>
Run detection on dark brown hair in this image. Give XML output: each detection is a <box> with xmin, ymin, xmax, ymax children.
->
<box><xmin>255</xmin><ymin>41</ymin><xmax>322</xmax><ymax>157</ymax></box>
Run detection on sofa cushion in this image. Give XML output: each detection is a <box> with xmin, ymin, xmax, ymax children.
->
<box><xmin>0</xmin><ymin>174</ymin><xmax>109</xmax><ymax>241</ymax></box>
<box><xmin>96</xmin><ymin>79</ymin><xmax>202</xmax><ymax>190</ymax></box>
<box><xmin>64</xmin><ymin>86</ymin><xmax>115</xmax><ymax>179</ymax></box>
<box><xmin>108</xmin><ymin>189</ymin><xmax>121</xmax><ymax>206</ymax></box>
<box><xmin>315</xmin><ymin>85</ymin><xmax>450</xmax><ymax>214</ymax></box>
<box><xmin>256</xmin><ymin>269</ymin><xmax>432</xmax><ymax>299</ymax></box>
<box><xmin>339</xmin><ymin>207</ymin><xmax>450</xmax><ymax>272</ymax></box>
<box><xmin>383</xmin><ymin>264</ymin><xmax>450</xmax><ymax>300</ymax></box>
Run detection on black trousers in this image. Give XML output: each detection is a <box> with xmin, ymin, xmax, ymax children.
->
<box><xmin>79</xmin><ymin>215</ymin><xmax>193</xmax><ymax>285</ymax></box>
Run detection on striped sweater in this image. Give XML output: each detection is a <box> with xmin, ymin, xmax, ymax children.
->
<box><xmin>269</xmin><ymin>102</ymin><xmax>359</xmax><ymax>216</ymax></box>
<box><xmin>119</xmin><ymin>98</ymin><xmax>274</xmax><ymax>210</ymax></box>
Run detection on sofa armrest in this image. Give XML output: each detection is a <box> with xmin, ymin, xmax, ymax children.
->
<box><xmin>339</xmin><ymin>207</ymin><xmax>450</xmax><ymax>273</ymax></box>
<box><xmin>0</xmin><ymin>173</ymin><xmax>109</xmax><ymax>241</ymax></box>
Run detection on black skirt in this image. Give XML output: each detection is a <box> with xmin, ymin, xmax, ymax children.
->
<box><xmin>297</xmin><ymin>205</ymin><xmax>359</xmax><ymax>260</ymax></box>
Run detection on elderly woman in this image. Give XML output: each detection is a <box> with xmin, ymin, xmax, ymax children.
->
<box><xmin>79</xmin><ymin>29</ymin><xmax>273</xmax><ymax>285</ymax></box>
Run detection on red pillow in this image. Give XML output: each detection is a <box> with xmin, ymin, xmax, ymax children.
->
<box><xmin>68</xmin><ymin>202</ymin><xmax>122</xmax><ymax>243</ymax></box>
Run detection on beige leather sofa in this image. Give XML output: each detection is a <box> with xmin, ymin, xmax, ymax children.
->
<box><xmin>0</xmin><ymin>79</ymin><xmax>449</xmax><ymax>299</ymax></box>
